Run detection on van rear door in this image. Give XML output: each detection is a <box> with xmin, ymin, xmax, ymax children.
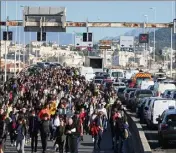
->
<box><xmin>153</xmin><ymin>100</ymin><xmax>176</xmax><ymax>124</ymax></box>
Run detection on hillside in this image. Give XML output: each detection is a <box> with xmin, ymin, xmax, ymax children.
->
<box><xmin>102</xmin><ymin>28</ymin><xmax>176</xmax><ymax>51</ymax></box>
<box><xmin>148</xmin><ymin>28</ymin><xmax>176</xmax><ymax>51</ymax></box>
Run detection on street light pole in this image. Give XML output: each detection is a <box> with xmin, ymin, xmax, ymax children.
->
<box><xmin>20</xmin><ymin>5</ymin><xmax>25</xmax><ymax>66</ymax></box>
<box><xmin>170</xmin><ymin>1</ymin><xmax>174</xmax><ymax>78</ymax></box>
<box><xmin>4</xmin><ymin>1</ymin><xmax>9</xmax><ymax>82</ymax></box>
<box><xmin>4</xmin><ymin>16</ymin><xmax>9</xmax><ymax>82</ymax></box>
<box><xmin>144</xmin><ymin>15</ymin><xmax>148</xmax><ymax>69</ymax></box>
<box><xmin>150</xmin><ymin>7</ymin><xmax>156</xmax><ymax>62</ymax></box>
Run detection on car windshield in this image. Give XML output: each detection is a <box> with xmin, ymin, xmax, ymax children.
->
<box><xmin>112</xmin><ymin>72</ymin><xmax>123</xmax><ymax>77</ymax></box>
<box><xmin>136</xmin><ymin>90</ymin><xmax>153</xmax><ymax>98</ymax></box>
<box><xmin>118</xmin><ymin>88</ymin><xmax>126</xmax><ymax>93</ymax></box>
<box><xmin>113</xmin><ymin>83</ymin><xmax>124</xmax><ymax>87</ymax></box>
<box><xmin>95</xmin><ymin>76</ymin><xmax>104</xmax><ymax>80</ymax></box>
<box><xmin>166</xmin><ymin>114</ymin><xmax>176</xmax><ymax>125</ymax></box>
<box><xmin>136</xmin><ymin>77</ymin><xmax>150</xmax><ymax>86</ymax></box>
<box><xmin>95</xmin><ymin>80</ymin><xmax>102</xmax><ymax>84</ymax></box>
<box><xmin>126</xmin><ymin>89</ymin><xmax>136</xmax><ymax>93</ymax></box>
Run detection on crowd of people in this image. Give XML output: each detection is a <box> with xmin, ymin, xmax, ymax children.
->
<box><xmin>0</xmin><ymin>66</ymin><xmax>130</xmax><ymax>153</ymax></box>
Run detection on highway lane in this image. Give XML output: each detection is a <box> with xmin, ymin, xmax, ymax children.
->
<box><xmin>125</xmin><ymin>110</ymin><xmax>176</xmax><ymax>153</ymax></box>
<box><xmin>141</xmin><ymin>123</ymin><xmax>176</xmax><ymax>153</ymax></box>
<box><xmin>125</xmin><ymin>109</ymin><xmax>176</xmax><ymax>153</ymax></box>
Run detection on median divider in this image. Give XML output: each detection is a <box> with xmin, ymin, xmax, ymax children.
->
<box><xmin>124</xmin><ymin>109</ymin><xmax>152</xmax><ymax>153</ymax></box>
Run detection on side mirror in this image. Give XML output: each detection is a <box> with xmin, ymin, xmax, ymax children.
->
<box><xmin>156</xmin><ymin>117</ymin><xmax>161</xmax><ymax>122</ymax></box>
<box><xmin>144</xmin><ymin>107</ymin><xmax>149</xmax><ymax>111</ymax></box>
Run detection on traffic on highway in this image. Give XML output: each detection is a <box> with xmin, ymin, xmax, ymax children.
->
<box><xmin>0</xmin><ymin>1</ymin><xmax>176</xmax><ymax>153</ymax></box>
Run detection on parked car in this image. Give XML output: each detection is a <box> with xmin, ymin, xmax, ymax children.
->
<box><xmin>131</xmin><ymin>89</ymin><xmax>153</xmax><ymax>111</ymax></box>
<box><xmin>113</xmin><ymin>82</ymin><xmax>126</xmax><ymax>91</ymax></box>
<box><xmin>157</xmin><ymin>108</ymin><xmax>176</xmax><ymax>147</ymax></box>
<box><xmin>94</xmin><ymin>79</ymin><xmax>103</xmax><ymax>85</ymax></box>
<box><xmin>170</xmin><ymin>91</ymin><xmax>176</xmax><ymax>100</ymax></box>
<box><xmin>117</xmin><ymin>87</ymin><xmax>126</xmax><ymax>101</ymax></box>
<box><xmin>136</xmin><ymin>97</ymin><xmax>149</xmax><ymax>118</ymax></box>
<box><xmin>162</xmin><ymin>89</ymin><xmax>176</xmax><ymax>98</ymax></box>
<box><xmin>146</xmin><ymin>98</ymin><xmax>176</xmax><ymax>129</ymax></box>
<box><xmin>126</xmin><ymin>91</ymin><xmax>135</xmax><ymax>108</ymax></box>
<box><xmin>123</xmin><ymin>88</ymin><xmax>137</xmax><ymax>104</ymax></box>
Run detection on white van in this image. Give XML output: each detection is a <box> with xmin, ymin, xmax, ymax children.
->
<box><xmin>124</xmin><ymin>70</ymin><xmax>139</xmax><ymax>79</ymax></box>
<box><xmin>154</xmin><ymin>83</ymin><xmax>176</xmax><ymax>97</ymax></box>
<box><xmin>141</xmin><ymin>80</ymin><xmax>154</xmax><ymax>89</ymax></box>
<box><xmin>146</xmin><ymin>98</ymin><xmax>176</xmax><ymax>128</ymax></box>
<box><xmin>108</xmin><ymin>69</ymin><xmax>124</xmax><ymax>81</ymax></box>
<box><xmin>79</xmin><ymin>67</ymin><xmax>95</xmax><ymax>81</ymax></box>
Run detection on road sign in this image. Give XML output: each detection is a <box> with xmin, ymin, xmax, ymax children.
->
<box><xmin>120</xmin><ymin>36</ymin><xmax>134</xmax><ymax>48</ymax></box>
<box><xmin>99</xmin><ymin>40</ymin><xmax>112</xmax><ymax>45</ymax></box>
<box><xmin>23</xmin><ymin>7</ymin><xmax>66</xmax><ymax>32</ymax></box>
<box><xmin>139</xmin><ymin>34</ymin><xmax>149</xmax><ymax>43</ymax></box>
<box><xmin>174</xmin><ymin>19</ymin><xmax>176</xmax><ymax>34</ymax></box>
<box><xmin>99</xmin><ymin>46</ymin><xmax>111</xmax><ymax>50</ymax></box>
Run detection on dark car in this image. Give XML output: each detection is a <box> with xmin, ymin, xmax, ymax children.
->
<box><xmin>117</xmin><ymin>87</ymin><xmax>126</xmax><ymax>101</ymax></box>
<box><xmin>131</xmin><ymin>89</ymin><xmax>153</xmax><ymax>111</ymax></box>
<box><xmin>157</xmin><ymin>108</ymin><xmax>176</xmax><ymax>148</ymax></box>
<box><xmin>123</xmin><ymin>88</ymin><xmax>137</xmax><ymax>104</ymax></box>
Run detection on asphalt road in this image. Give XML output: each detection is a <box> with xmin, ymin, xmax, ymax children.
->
<box><xmin>141</xmin><ymin>123</ymin><xmax>176</xmax><ymax>153</ymax></box>
<box><xmin>125</xmin><ymin>109</ymin><xmax>176</xmax><ymax>153</ymax></box>
<box><xmin>4</xmin><ymin>128</ymin><xmax>114</xmax><ymax>153</ymax></box>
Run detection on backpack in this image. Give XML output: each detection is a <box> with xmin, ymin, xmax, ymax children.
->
<box><xmin>121</xmin><ymin>123</ymin><xmax>131</xmax><ymax>140</ymax></box>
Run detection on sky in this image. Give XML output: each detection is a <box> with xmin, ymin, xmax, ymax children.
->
<box><xmin>1</xmin><ymin>1</ymin><xmax>176</xmax><ymax>41</ymax></box>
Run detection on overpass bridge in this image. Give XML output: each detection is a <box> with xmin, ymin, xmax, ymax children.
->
<box><xmin>0</xmin><ymin>20</ymin><xmax>173</xmax><ymax>28</ymax></box>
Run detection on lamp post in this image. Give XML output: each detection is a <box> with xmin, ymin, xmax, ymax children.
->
<box><xmin>143</xmin><ymin>14</ymin><xmax>148</xmax><ymax>69</ymax></box>
<box><xmin>170</xmin><ymin>1</ymin><xmax>175</xmax><ymax>78</ymax></box>
<box><xmin>4</xmin><ymin>1</ymin><xmax>8</xmax><ymax>82</ymax></box>
<box><xmin>20</xmin><ymin>5</ymin><xmax>25</xmax><ymax>66</ymax></box>
<box><xmin>150</xmin><ymin>7</ymin><xmax>156</xmax><ymax>62</ymax></box>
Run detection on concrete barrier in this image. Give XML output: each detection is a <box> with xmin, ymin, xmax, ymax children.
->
<box><xmin>124</xmin><ymin>109</ymin><xmax>152</xmax><ymax>153</ymax></box>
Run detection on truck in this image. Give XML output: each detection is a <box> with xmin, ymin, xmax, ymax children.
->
<box><xmin>84</xmin><ymin>56</ymin><xmax>104</xmax><ymax>73</ymax></box>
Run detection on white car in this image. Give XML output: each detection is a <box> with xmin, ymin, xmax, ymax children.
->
<box><xmin>113</xmin><ymin>82</ymin><xmax>126</xmax><ymax>90</ymax></box>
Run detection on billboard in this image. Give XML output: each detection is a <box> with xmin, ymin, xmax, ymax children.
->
<box><xmin>99</xmin><ymin>40</ymin><xmax>112</xmax><ymax>45</ymax></box>
<box><xmin>174</xmin><ymin>19</ymin><xmax>176</xmax><ymax>34</ymax></box>
<box><xmin>99</xmin><ymin>46</ymin><xmax>111</xmax><ymax>50</ymax></box>
<box><xmin>120</xmin><ymin>36</ymin><xmax>134</xmax><ymax>48</ymax></box>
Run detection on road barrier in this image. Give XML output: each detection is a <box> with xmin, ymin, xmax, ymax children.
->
<box><xmin>124</xmin><ymin>109</ymin><xmax>152</xmax><ymax>153</ymax></box>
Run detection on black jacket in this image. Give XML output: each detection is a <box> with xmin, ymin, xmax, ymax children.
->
<box><xmin>40</xmin><ymin>120</ymin><xmax>50</xmax><ymax>135</ymax></box>
<box><xmin>28</xmin><ymin>115</ymin><xmax>40</xmax><ymax>134</ymax></box>
<box><xmin>0</xmin><ymin>120</ymin><xmax>7</xmax><ymax>139</ymax></box>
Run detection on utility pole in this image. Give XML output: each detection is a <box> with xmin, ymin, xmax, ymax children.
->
<box><xmin>4</xmin><ymin>16</ymin><xmax>9</xmax><ymax>82</ymax></box>
<box><xmin>86</xmin><ymin>18</ymin><xmax>90</xmax><ymax>56</ymax></box>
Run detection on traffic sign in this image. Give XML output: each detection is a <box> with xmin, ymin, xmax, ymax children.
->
<box><xmin>139</xmin><ymin>34</ymin><xmax>149</xmax><ymax>43</ymax></box>
<box><xmin>99</xmin><ymin>46</ymin><xmax>111</xmax><ymax>49</ymax></box>
<box><xmin>174</xmin><ymin>19</ymin><xmax>176</xmax><ymax>34</ymax></box>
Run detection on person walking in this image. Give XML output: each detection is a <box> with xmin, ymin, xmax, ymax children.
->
<box><xmin>9</xmin><ymin>107</ymin><xmax>18</xmax><ymax>147</ymax></box>
<box><xmin>15</xmin><ymin>117</ymin><xmax>27</xmax><ymax>153</ymax></box>
<box><xmin>65</xmin><ymin>118</ymin><xmax>79</xmax><ymax>153</ymax></box>
<box><xmin>0</xmin><ymin>114</ymin><xmax>7</xmax><ymax>153</ymax></box>
<box><xmin>40</xmin><ymin>113</ymin><xmax>50</xmax><ymax>153</ymax></box>
<box><xmin>28</xmin><ymin>109</ymin><xmax>40</xmax><ymax>153</ymax></box>
<box><xmin>94</xmin><ymin>111</ymin><xmax>107</xmax><ymax>150</ymax></box>
<box><xmin>54</xmin><ymin>119</ymin><xmax>66</xmax><ymax>153</ymax></box>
